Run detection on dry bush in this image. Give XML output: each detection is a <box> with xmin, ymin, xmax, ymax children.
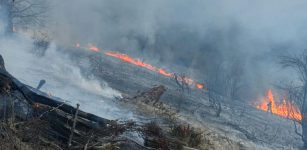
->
<box><xmin>170</xmin><ymin>124</ymin><xmax>203</xmax><ymax>148</ymax></box>
<box><xmin>188</xmin><ymin>130</ymin><xmax>202</xmax><ymax>147</ymax></box>
<box><xmin>142</xmin><ymin>122</ymin><xmax>185</xmax><ymax>150</ymax></box>
<box><xmin>143</xmin><ymin>121</ymin><xmax>162</xmax><ymax>137</ymax></box>
<box><xmin>170</xmin><ymin>124</ymin><xmax>192</xmax><ymax>139</ymax></box>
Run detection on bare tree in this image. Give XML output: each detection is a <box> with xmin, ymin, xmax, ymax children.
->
<box><xmin>204</xmin><ymin>58</ymin><xmax>244</xmax><ymax>117</ymax></box>
<box><xmin>0</xmin><ymin>0</ymin><xmax>48</xmax><ymax>33</ymax></box>
<box><xmin>280</xmin><ymin>51</ymin><xmax>307</xmax><ymax>148</ymax></box>
<box><xmin>205</xmin><ymin>62</ymin><xmax>224</xmax><ymax>117</ymax></box>
<box><xmin>173</xmin><ymin>73</ymin><xmax>190</xmax><ymax>110</ymax></box>
<box><xmin>173</xmin><ymin>73</ymin><xmax>190</xmax><ymax>94</ymax></box>
<box><xmin>224</xmin><ymin>59</ymin><xmax>244</xmax><ymax>101</ymax></box>
<box><xmin>0</xmin><ymin>0</ymin><xmax>13</xmax><ymax>33</ymax></box>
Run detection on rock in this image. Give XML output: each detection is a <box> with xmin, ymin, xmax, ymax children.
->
<box><xmin>132</xmin><ymin>85</ymin><xmax>166</xmax><ymax>105</ymax></box>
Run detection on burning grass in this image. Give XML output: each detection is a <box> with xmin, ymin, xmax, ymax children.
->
<box><xmin>74</xmin><ymin>43</ymin><xmax>204</xmax><ymax>90</ymax></box>
<box><xmin>105</xmin><ymin>51</ymin><xmax>204</xmax><ymax>90</ymax></box>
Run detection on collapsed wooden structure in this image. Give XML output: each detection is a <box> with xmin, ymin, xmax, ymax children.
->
<box><xmin>0</xmin><ymin>55</ymin><xmax>136</xmax><ymax>149</ymax></box>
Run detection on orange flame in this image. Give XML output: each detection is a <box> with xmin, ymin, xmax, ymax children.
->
<box><xmin>74</xmin><ymin>43</ymin><xmax>100</xmax><ymax>52</ymax></box>
<box><xmin>196</xmin><ymin>83</ymin><xmax>204</xmax><ymax>89</ymax></box>
<box><xmin>88</xmin><ymin>44</ymin><xmax>100</xmax><ymax>52</ymax></box>
<box><xmin>256</xmin><ymin>89</ymin><xmax>302</xmax><ymax>121</ymax></box>
<box><xmin>74</xmin><ymin>43</ymin><xmax>204</xmax><ymax>90</ymax></box>
<box><xmin>105</xmin><ymin>51</ymin><xmax>204</xmax><ymax>89</ymax></box>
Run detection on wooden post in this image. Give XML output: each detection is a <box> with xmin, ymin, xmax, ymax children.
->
<box><xmin>68</xmin><ymin>103</ymin><xmax>80</xmax><ymax>149</ymax></box>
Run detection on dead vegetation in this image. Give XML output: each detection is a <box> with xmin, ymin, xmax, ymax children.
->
<box><xmin>0</xmin><ymin>93</ymin><xmax>141</xmax><ymax>150</ymax></box>
<box><xmin>170</xmin><ymin>124</ymin><xmax>202</xmax><ymax>147</ymax></box>
<box><xmin>121</xmin><ymin>85</ymin><xmax>217</xmax><ymax>150</ymax></box>
<box><xmin>142</xmin><ymin>121</ymin><xmax>183</xmax><ymax>150</ymax></box>
<box><xmin>0</xmin><ymin>119</ymin><xmax>60</xmax><ymax>150</ymax></box>
<box><xmin>141</xmin><ymin>121</ymin><xmax>205</xmax><ymax>150</ymax></box>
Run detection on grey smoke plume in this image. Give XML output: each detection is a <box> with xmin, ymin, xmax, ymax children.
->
<box><xmin>47</xmin><ymin>0</ymin><xmax>307</xmax><ymax>100</ymax></box>
<box><xmin>0</xmin><ymin>21</ymin><xmax>132</xmax><ymax>120</ymax></box>
<box><xmin>0</xmin><ymin>0</ymin><xmax>301</xmax><ymax>101</ymax></box>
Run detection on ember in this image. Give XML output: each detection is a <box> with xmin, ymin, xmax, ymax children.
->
<box><xmin>256</xmin><ymin>89</ymin><xmax>302</xmax><ymax>121</ymax></box>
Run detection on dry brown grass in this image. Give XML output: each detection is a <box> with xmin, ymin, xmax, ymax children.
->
<box><xmin>0</xmin><ymin>119</ymin><xmax>60</xmax><ymax>150</ymax></box>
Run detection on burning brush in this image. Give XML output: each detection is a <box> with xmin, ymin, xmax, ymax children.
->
<box><xmin>255</xmin><ymin>89</ymin><xmax>302</xmax><ymax>121</ymax></box>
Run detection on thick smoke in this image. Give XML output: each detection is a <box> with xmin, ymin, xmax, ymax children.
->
<box><xmin>0</xmin><ymin>21</ymin><xmax>135</xmax><ymax>120</ymax></box>
<box><xmin>47</xmin><ymin>0</ymin><xmax>307</xmax><ymax>100</ymax></box>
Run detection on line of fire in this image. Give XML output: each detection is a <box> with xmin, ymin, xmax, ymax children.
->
<box><xmin>75</xmin><ymin>43</ymin><xmax>204</xmax><ymax>90</ymax></box>
<box><xmin>75</xmin><ymin>43</ymin><xmax>303</xmax><ymax>122</ymax></box>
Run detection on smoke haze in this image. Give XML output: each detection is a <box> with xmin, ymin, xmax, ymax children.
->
<box><xmin>1</xmin><ymin>0</ymin><xmax>306</xmax><ymax>105</ymax></box>
<box><xmin>46</xmin><ymin>0</ymin><xmax>307</xmax><ymax>100</ymax></box>
<box><xmin>0</xmin><ymin>31</ymin><xmax>135</xmax><ymax>120</ymax></box>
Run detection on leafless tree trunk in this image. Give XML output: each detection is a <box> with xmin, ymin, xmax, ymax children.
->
<box><xmin>280</xmin><ymin>51</ymin><xmax>307</xmax><ymax>148</ymax></box>
<box><xmin>225</xmin><ymin>60</ymin><xmax>244</xmax><ymax>101</ymax></box>
<box><xmin>0</xmin><ymin>0</ymin><xmax>48</xmax><ymax>34</ymax></box>
<box><xmin>205</xmin><ymin>62</ymin><xmax>224</xmax><ymax>117</ymax></box>
<box><xmin>0</xmin><ymin>0</ymin><xmax>13</xmax><ymax>33</ymax></box>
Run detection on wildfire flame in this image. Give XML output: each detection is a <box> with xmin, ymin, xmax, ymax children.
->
<box><xmin>88</xmin><ymin>44</ymin><xmax>100</xmax><ymax>52</ymax></box>
<box><xmin>105</xmin><ymin>52</ymin><xmax>204</xmax><ymax>89</ymax></box>
<box><xmin>75</xmin><ymin>43</ymin><xmax>100</xmax><ymax>52</ymax></box>
<box><xmin>75</xmin><ymin>43</ymin><xmax>204</xmax><ymax>90</ymax></box>
<box><xmin>256</xmin><ymin>89</ymin><xmax>302</xmax><ymax>121</ymax></box>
